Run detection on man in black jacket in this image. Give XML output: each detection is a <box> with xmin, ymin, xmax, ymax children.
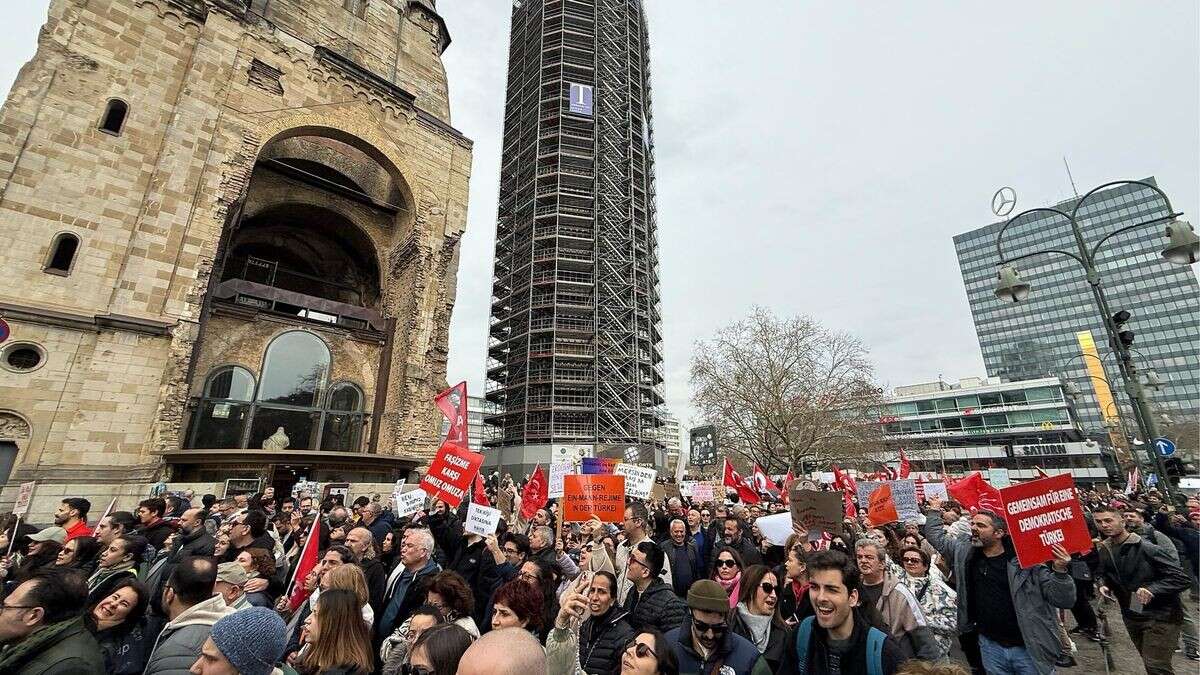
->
<box><xmin>345</xmin><ymin>527</ymin><xmax>388</xmax><ymax>614</ymax></box>
<box><xmin>136</xmin><ymin>498</ymin><xmax>176</xmax><ymax>552</ymax></box>
<box><xmin>549</xmin><ymin>570</ymin><xmax>635</xmax><ymax>675</ymax></box>
<box><xmin>711</xmin><ymin>516</ymin><xmax>762</xmax><ymax>569</ymax></box>
<box><xmin>663</xmin><ymin>518</ymin><xmax>701</xmax><ymax>597</ymax></box>
<box><xmin>1094</xmin><ymin>506</ymin><xmax>1192</xmax><ymax>675</ymax></box>
<box><xmin>777</xmin><ymin>549</ymin><xmax>905</xmax><ymax>675</ymax></box>
<box><xmin>622</xmin><ymin>540</ymin><xmax>687</xmax><ymax>634</ymax></box>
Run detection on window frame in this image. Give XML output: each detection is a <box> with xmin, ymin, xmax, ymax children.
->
<box><xmin>98</xmin><ymin>98</ymin><xmax>129</xmax><ymax>136</ymax></box>
<box><xmin>43</xmin><ymin>232</ymin><xmax>81</xmax><ymax>276</ymax></box>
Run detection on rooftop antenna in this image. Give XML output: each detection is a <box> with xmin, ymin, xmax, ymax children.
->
<box><xmin>1063</xmin><ymin>156</ymin><xmax>1080</xmax><ymax>198</ymax></box>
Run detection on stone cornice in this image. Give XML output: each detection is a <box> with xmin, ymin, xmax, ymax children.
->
<box><xmin>0</xmin><ymin>302</ymin><xmax>173</xmax><ymax>337</ymax></box>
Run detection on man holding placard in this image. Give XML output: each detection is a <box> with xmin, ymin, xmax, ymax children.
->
<box><xmin>923</xmin><ymin>495</ymin><xmax>1075</xmax><ymax>675</ymax></box>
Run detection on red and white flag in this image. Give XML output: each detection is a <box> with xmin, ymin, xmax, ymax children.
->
<box><xmin>781</xmin><ymin>470</ymin><xmax>796</xmax><ymax>505</ymax></box>
<box><xmin>898</xmin><ymin>450</ymin><xmax>911</xmax><ymax>479</ymax></box>
<box><xmin>472</xmin><ymin>473</ymin><xmax>491</xmax><ymax>508</ymax></box>
<box><xmin>1125</xmin><ymin>466</ymin><xmax>1140</xmax><ymax>494</ymax></box>
<box><xmin>286</xmin><ymin>516</ymin><xmax>322</xmax><ymax>611</ymax></box>
<box><xmin>723</xmin><ymin>459</ymin><xmax>760</xmax><ymax>504</ymax></box>
<box><xmin>520</xmin><ymin>465</ymin><xmax>548</xmax><ymax>520</ymax></box>
<box><xmin>435</xmin><ymin>382</ymin><xmax>469</xmax><ymax>450</ymax></box>
<box><xmin>752</xmin><ymin>463</ymin><xmax>782</xmax><ymax>500</ymax></box>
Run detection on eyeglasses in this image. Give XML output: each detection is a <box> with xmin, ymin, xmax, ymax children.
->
<box><xmin>902</xmin><ymin>557</ymin><xmax>924</xmax><ymax>564</ymax></box>
<box><xmin>692</xmin><ymin>616</ymin><xmax>728</xmax><ymax>635</ymax></box>
<box><xmin>759</xmin><ymin>582</ymin><xmax>776</xmax><ymax>595</ymax></box>
<box><xmin>627</xmin><ymin>641</ymin><xmax>658</xmax><ymax>659</ymax></box>
<box><xmin>715</xmin><ymin>559</ymin><xmax>738</xmax><ymax>569</ymax></box>
<box><xmin>0</xmin><ymin>600</ymin><xmax>36</xmax><ymax>611</ymax></box>
<box><xmin>502</xmin><ymin>547</ymin><xmax>520</xmax><ymax>555</ymax></box>
<box><xmin>629</xmin><ymin>556</ymin><xmax>648</xmax><ymax>570</ymax></box>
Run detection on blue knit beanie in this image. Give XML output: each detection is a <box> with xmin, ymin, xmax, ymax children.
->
<box><xmin>209</xmin><ymin>607</ymin><xmax>287</xmax><ymax>675</ymax></box>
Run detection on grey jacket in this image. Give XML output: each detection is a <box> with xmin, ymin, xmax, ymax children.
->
<box><xmin>923</xmin><ymin>511</ymin><xmax>1075</xmax><ymax>675</ymax></box>
<box><xmin>142</xmin><ymin>594</ymin><xmax>234</xmax><ymax>675</ymax></box>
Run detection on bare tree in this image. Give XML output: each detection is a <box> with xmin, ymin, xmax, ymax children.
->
<box><xmin>690</xmin><ymin>308</ymin><xmax>885</xmax><ymax>475</ymax></box>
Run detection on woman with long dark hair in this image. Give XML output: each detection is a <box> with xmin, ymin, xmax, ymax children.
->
<box><xmin>729</xmin><ymin>564</ymin><xmax>791</xmax><ymax>672</ymax></box>
<box><xmin>297</xmin><ymin>588</ymin><xmax>374</xmax><ymax>675</ymax></box>
<box><xmin>406</xmin><ymin>623</ymin><xmax>474</xmax><ymax>675</ymax></box>
<box><xmin>56</xmin><ymin>535</ymin><xmax>103</xmax><ymax>576</ymax></box>
<box><xmin>709</xmin><ymin>547</ymin><xmax>745</xmax><ymax>609</ymax></box>
<box><xmin>86</xmin><ymin>577</ymin><xmax>152</xmax><ymax>674</ymax></box>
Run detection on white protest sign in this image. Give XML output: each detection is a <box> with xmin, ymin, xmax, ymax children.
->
<box><xmin>856</xmin><ymin>480</ymin><xmax>920</xmax><ymax>521</ymax></box>
<box><xmin>548</xmin><ymin>462</ymin><xmax>573</xmax><ymax>499</ymax></box>
<box><xmin>754</xmin><ymin>512</ymin><xmax>794</xmax><ymax>546</ymax></box>
<box><xmin>987</xmin><ymin>468</ymin><xmax>1011</xmax><ymax>489</ymax></box>
<box><xmin>615</xmin><ymin>464</ymin><xmax>656</xmax><ymax>500</ymax></box>
<box><xmin>921</xmin><ymin>482</ymin><xmax>948</xmax><ymax>502</ymax></box>
<box><xmin>393</xmin><ymin>487</ymin><xmax>428</xmax><ymax>518</ymax></box>
<box><xmin>679</xmin><ymin>481</ymin><xmax>697</xmax><ymax>497</ymax></box>
<box><xmin>465</xmin><ymin>502</ymin><xmax>502</xmax><ymax>536</ymax></box>
<box><xmin>13</xmin><ymin>482</ymin><xmax>35</xmax><ymax>517</ymax></box>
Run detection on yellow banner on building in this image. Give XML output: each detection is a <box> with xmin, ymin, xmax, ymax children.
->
<box><xmin>1075</xmin><ymin>330</ymin><xmax>1126</xmax><ymax>450</ymax></box>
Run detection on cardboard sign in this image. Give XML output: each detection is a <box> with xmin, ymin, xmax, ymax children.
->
<box><xmin>866</xmin><ymin>483</ymin><xmax>900</xmax><ymax>526</ymax></box>
<box><xmin>563</xmin><ymin>474</ymin><xmax>625</xmax><ymax>522</ymax></box>
<box><xmin>1000</xmin><ymin>474</ymin><xmax>1092</xmax><ymax>568</ymax></box>
<box><xmin>615</xmin><ymin>464</ymin><xmax>656</xmax><ymax>500</ymax></box>
<box><xmin>497</xmin><ymin>487</ymin><xmax>515</xmax><ymax>518</ymax></box>
<box><xmin>394</xmin><ymin>488</ymin><xmax>428</xmax><ymax>518</ymax></box>
<box><xmin>421</xmin><ymin>442</ymin><xmax>485</xmax><ymax>508</ymax></box>
<box><xmin>13</xmin><ymin>482</ymin><xmax>35</xmax><ymax>517</ymax></box>
<box><xmin>790</xmin><ymin>488</ymin><xmax>842</xmax><ymax>535</ymax></box>
<box><xmin>548</xmin><ymin>462</ymin><xmax>573</xmax><ymax>499</ymax></box>
<box><xmin>663</xmin><ymin>483</ymin><xmax>681</xmax><ymax>500</ymax></box>
<box><xmin>856</xmin><ymin>480</ymin><xmax>918</xmax><ymax>520</ymax></box>
<box><xmin>651</xmin><ymin>484</ymin><xmax>667</xmax><ymax>501</ymax></box>
<box><xmin>465</xmin><ymin>502</ymin><xmax>502</xmax><ymax>536</ymax></box>
<box><xmin>691</xmin><ymin>482</ymin><xmax>715</xmax><ymax>503</ymax></box>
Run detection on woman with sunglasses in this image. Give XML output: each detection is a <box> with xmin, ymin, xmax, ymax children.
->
<box><xmin>894</xmin><ymin>546</ymin><xmax>957</xmax><ymax>658</ymax></box>
<box><xmin>710</xmin><ymin>547</ymin><xmax>744</xmax><ymax>609</ymax></box>
<box><xmin>729</xmin><ymin>565</ymin><xmax>791</xmax><ymax>672</ymax></box>
<box><xmin>620</xmin><ymin>628</ymin><xmax>679</xmax><ymax>675</ymax></box>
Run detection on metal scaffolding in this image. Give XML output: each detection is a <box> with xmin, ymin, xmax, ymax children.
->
<box><xmin>486</xmin><ymin>0</ymin><xmax>664</xmax><ymax>451</ymax></box>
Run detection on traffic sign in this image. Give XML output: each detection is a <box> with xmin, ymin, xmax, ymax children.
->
<box><xmin>1153</xmin><ymin>438</ymin><xmax>1176</xmax><ymax>457</ymax></box>
<box><xmin>0</xmin><ymin>318</ymin><xmax>9</xmax><ymax>344</ymax></box>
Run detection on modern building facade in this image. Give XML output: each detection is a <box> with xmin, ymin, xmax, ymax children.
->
<box><xmin>881</xmin><ymin>377</ymin><xmax>1114</xmax><ymax>485</ymax></box>
<box><xmin>955</xmin><ymin>178</ymin><xmax>1199</xmax><ymax>455</ymax></box>
<box><xmin>658</xmin><ymin>412</ymin><xmax>682</xmax><ymax>472</ymax></box>
<box><xmin>442</xmin><ymin>396</ymin><xmax>502</xmax><ymax>453</ymax></box>
<box><xmin>485</xmin><ymin>0</ymin><xmax>665</xmax><ymax>472</ymax></box>
<box><xmin>0</xmin><ymin>0</ymin><xmax>470</xmax><ymax>518</ymax></box>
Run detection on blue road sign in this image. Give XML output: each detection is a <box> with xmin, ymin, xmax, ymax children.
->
<box><xmin>1153</xmin><ymin>437</ymin><xmax>1176</xmax><ymax>457</ymax></box>
<box><xmin>0</xmin><ymin>318</ymin><xmax>9</xmax><ymax>344</ymax></box>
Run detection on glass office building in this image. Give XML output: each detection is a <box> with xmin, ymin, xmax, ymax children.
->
<box><xmin>954</xmin><ymin>178</ymin><xmax>1199</xmax><ymax>447</ymax></box>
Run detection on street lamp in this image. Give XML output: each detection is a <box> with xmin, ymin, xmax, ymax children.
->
<box><xmin>1162</xmin><ymin>220</ymin><xmax>1200</xmax><ymax>265</ymax></box>
<box><xmin>993</xmin><ymin>180</ymin><xmax>1193</xmax><ymax>498</ymax></box>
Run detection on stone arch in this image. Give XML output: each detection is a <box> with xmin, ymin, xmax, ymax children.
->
<box><xmin>0</xmin><ymin>411</ymin><xmax>31</xmax><ymax>441</ymax></box>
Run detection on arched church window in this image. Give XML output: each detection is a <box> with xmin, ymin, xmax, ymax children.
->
<box><xmin>44</xmin><ymin>233</ymin><xmax>80</xmax><ymax>275</ymax></box>
<box><xmin>321</xmin><ymin>382</ymin><xmax>366</xmax><ymax>452</ymax></box>
<box><xmin>99</xmin><ymin>99</ymin><xmax>128</xmax><ymax>135</ymax></box>
<box><xmin>247</xmin><ymin>331</ymin><xmax>330</xmax><ymax>450</ymax></box>
<box><xmin>189</xmin><ymin>366</ymin><xmax>256</xmax><ymax>449</ymax></box>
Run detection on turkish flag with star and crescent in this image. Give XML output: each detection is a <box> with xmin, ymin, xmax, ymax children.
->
<box><xmin>723</xmin><ymin>459</ymin><xmax>760</xmax><ymax>504</ymax></box>
<box><xmin>435</xmin><ymin>382</ymin><xmax>469</xmax><ymax>450</ymax></box>
<box><xmin>520</xmin><ymin>465</ymin><xmax>548</xmax><ymax>520</ymax></box>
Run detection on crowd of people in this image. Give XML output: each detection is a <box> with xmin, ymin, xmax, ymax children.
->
<box><xmin>0</xmin><ymin>479</ymin><xmax>1193</xmax><ymax>675</ymax></box>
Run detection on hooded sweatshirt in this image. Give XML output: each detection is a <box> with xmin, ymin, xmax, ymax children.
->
<box><xmin>143</xmin><ymin>594</ymin><xmax>235</xmax><ymax>675</ymax></box>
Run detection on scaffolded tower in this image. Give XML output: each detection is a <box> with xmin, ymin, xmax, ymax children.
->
<box><xmin>486</xmin><ymin>0</ymin><xmax>664</xmax><ymax>463</ymax></box>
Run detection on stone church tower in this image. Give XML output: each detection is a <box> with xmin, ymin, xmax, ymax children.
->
<box><xmin>0</xmin><ymin>0</ymin><xmax>471</xmax><ymax>513</ymax></box>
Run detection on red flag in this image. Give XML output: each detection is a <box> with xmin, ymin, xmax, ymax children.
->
<box><xmin>898</xmin><ymin>450</ymin><xmax>911</xmax><ymax>479</ymax></box>
<box><xmin>752</xmin><ymin>463</ymin><xmax>782</xmax><ymax>500</ymax></box>
<box><xmin>1035</xmin><ymin>466</ymin><xmax>1049</xmax><ymax>479</ymax></box>
<box><xmin>947</xmin><ymin>471</ymin><xmax>1003</xmax><ymax>513</ymax></box>
<box><xmin>723</xmin><ymin>459</ymin><xmax>760</xmax><ymax>504</ymax></box>
<box><xmin>781</xmin><ymin>470</ymin><xmax>795</xmax><ymax>505</ymax></box>
<box><xmin>286</xmin><ymin>516</ymin><xmax>322</xmax><ymax>611</ymax></box>
<box><xmin>520</xmin><ymin>465</ymin><xmax>548</xmax><ymax>520</ymax></box>
<box><xmin>842</xmin><ymin>488</ymin><xmax>857</xmax><ymax>519</ymax></box>
<box><xmin>472</xmin><ymin>472</ymin><xmax>491</xmax><ymax>507</ymax></box>
<box><xmin>435</xmin><ymin>382</ymin><xmax>469</xmax><ymax>450</ymax></box>
<box><xmin>831</xmin><ymin>465</ymin><xmax>857</xmax><ymax>494</ymax></box>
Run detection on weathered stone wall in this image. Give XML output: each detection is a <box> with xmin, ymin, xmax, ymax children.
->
<box><xmin>0</xmin><ymin>0</ymin><xmax>470</xmax><ymax>492</ymax></box>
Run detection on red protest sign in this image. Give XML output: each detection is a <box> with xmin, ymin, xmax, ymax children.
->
<box><xmin>420</xmin><ymin>442</ymin><xmax>484</xmax><ymax>509</ymax></box>
<box><xmin>1000</xmin><ymin>473</ymin><xmax>1092</xmax><ymax>568</ymax></box>
<box><xmin>562</xmin><ymin>474</ymin><xmax>625</xmax><ymax>523</ymax></box>
<box><xmin>866</xmin><ymin>483</ymin><xmax>899</xmax><ymax>527</ymax></box>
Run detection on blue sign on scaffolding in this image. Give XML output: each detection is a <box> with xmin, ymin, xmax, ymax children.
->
<box><xmin>568</xmin><ymin>83</ymin><xmax>593</xmax><ymax>116</ymax></box>
<box><xmin>1153</xmin><ymin>438</ymin><xmax>1176</xmax><ymax>457</ymax></box>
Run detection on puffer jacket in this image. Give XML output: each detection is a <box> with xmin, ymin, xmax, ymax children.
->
<box><xmin>142</xmin><ymin>594</ymin><xmax>235</xmax><ymax>674</ymax></box>
<box><xmin>544</xmin><ymin>608</ymin><xmax>636</xmax><ymax>675</ymax></box>
<box><xmin>924</xmin><ymin>511</ymin><xmax>1075</xmax><ymax>675</ymax></box>
<box><xmin>666</xmin><ymin>616</ymin><xmax>771</xmax><ymax>675</ymax></box>
<box><xmin>1096</xmin><ymin>532</ymin><xmax>1191</xmax><ymax>622</ymax></box>
<box><xmin>621</xmin><ymin>578</ymin><xmax>687</xmax><ymax>634</ymax></box>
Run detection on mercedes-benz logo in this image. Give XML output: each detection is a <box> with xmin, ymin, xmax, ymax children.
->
<box><xmin>992</xmin><ymin>187</ymin><xmax>1017</xmax><ymax>217</ymax></box>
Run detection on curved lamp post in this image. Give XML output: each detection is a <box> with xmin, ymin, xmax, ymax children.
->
<box><xmin>993</xmin><ymin>180</ymin><xmax>1194</xmax><ymax>498</ymax></box>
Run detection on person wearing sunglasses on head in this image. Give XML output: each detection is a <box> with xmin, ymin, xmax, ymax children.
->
<box><xmin>620</xmin><ymin>628</ymin><xmax>679</xmax><ymax>675</ymax></box>
<box><xmin>665</xmin><ymin>579</ymin><xmax>771</xmax><ymax>675</ymax></box>
<box><xmin>729</xmin><ymin>565</ymin><xmax>792</xmax><ymax>672</ymax></box>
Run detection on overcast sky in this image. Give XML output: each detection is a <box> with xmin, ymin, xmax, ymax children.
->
<box><xmin>3</xmin><ymin>2</ymin><xmax>1197</xmax><ymax>432</ymax></box>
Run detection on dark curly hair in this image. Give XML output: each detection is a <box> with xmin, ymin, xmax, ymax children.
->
<box><xmin>425</xmin><ymin>570</ymin><xmax>474</xmax><ymax>619</ymax></box>
<box><xmin>492</xmin><ymin>578</ymin><xmax>544</xmax><ymax>630</ymax></box>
